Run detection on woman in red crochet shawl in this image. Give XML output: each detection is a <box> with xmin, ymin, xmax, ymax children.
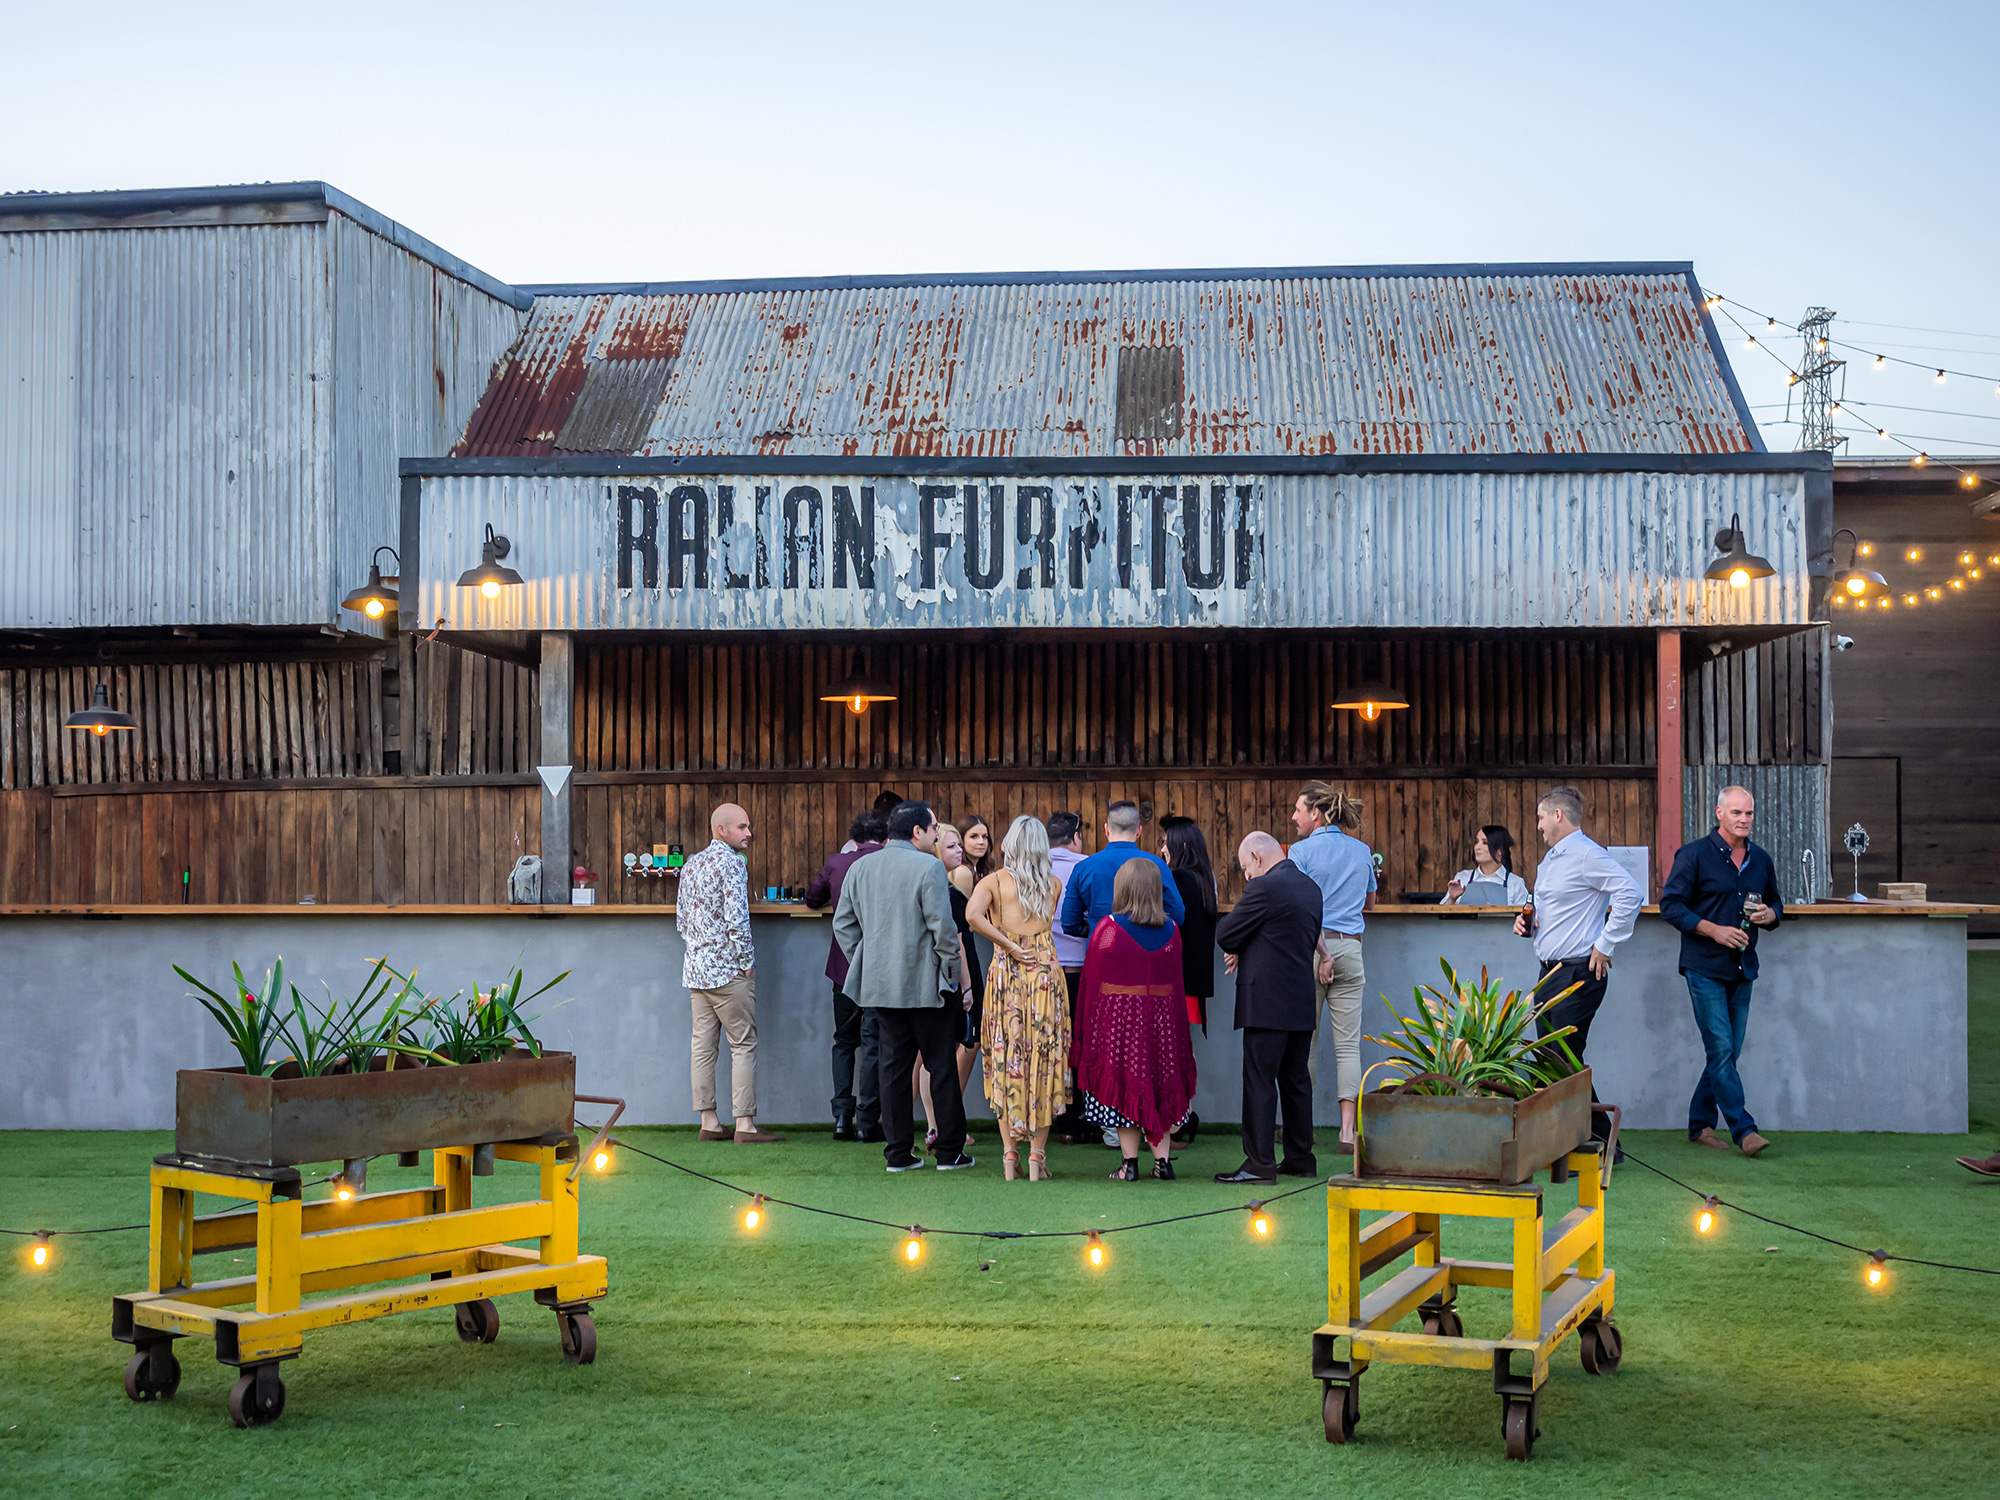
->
<box><xmin>1073</xmin><ymin>859</ymin><xmax>1198</xmax><ymax>1180</ymax></box>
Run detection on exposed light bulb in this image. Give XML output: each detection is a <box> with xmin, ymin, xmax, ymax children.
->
<box><xmin>1907</xmin><ymin>548</ymin><xmax>1922</xmax><ymax>561</ymax></box>
<box><xmin>1251</xmin><ymin>1205</ymin><xmax>1272</xmax><ymax>1238</ymax></box>
<box><xmin>1914</xmin><ymin>453</ymin><xmax>1928</xmax><ymax>466</ymax></box>
<box><xmin>1785</xmin><ymin>372</ymin><xmax>1799</xmax><ymax>386</ymax></box>
<box><xmin>1904</xmin><ymin>594</ymin><xmax>1918</xmax><ymax>606</ymax></box>
<box><xmin>1729</xmin><ymin>567</ymin><xmax>1751</xmax><ymax>589</ymax></box>
<box><xmin>92</xmin><ymin>724</ymin><xmax>109</xmax><ymax>737</ymax></box>
<box><xmin>1928</xmin><ymin>587</ymin><xmax>1942</xmax><ymax>599</ymax></box>
<box><xmin>481</xmin><ymin>579</ymin><xmax>501</xmax><ymax>599</ymax></box>
<box><xmin>335</xmin><ymin>1185</ymin><xmax>354</xmax><ymax>1202</ymax></box>
<box><xmin>1831</xmin><ymin>401</ymin><xmax>1841</xmax><ymax>412</ymax></box>
<box><xmin>1864</xmin><ymin>1252</ymin><xmax>1894</xmax><ymax>1292</ymax></box>
<box><xmin>1831</xmin><ymin>594</ymin><xmax>1847</xmax><ymax>607</ymax></box>
<box><xmin>1965</xmin><ymin>475</ymin><xmax>1981</xmax><ymax>488</ymax></box>
<box><xmin>744</xmin><ymin>1195</ymin><xmax>765</xmax><ymax>1231</ymax></box>
<box><xmin>1085</xmin><ymin>1231</ymin><xmax>1107</xmax><ymax>1270</ymax></box>
<box><xmin>1845</xmin><ymin>576</ymin><xmax>1866</xmax><ymax>595</ymax></box>
<box><xmin>1961</xmin><ymin>552</ymin><xmax>1976</xmax><ymax>565</ymax></box>
<box><xmin>1766</xmin><ymin>317</ymin><xmax>1777</xmax><ymax>330</ymax></box>
<box><xmin>1696</xmin><ymin>1197</ymin><xmax>1719</xmax><ymax>1235</ymax></box>
<box><xmin>30</xmin><ymin>1235</ymin><xmax>51</xmax><ymax>1269</ymax></box>
<box><xmin>1936</xmin><ymin>369</ymin><xmax>1947</xmax><ymax>384</ymax></box>
<box><xmin>364</xmin><ymin>599</ymin><xmax>385</xmax><ymax>619</ymax></box>
<box><xmin>848</xmin><ymin>695</ymin><xmax>866</xmax><ymax>715</ymax></box>
<box><xmin>1818</xmin><ymin>338</ymin><xmax>1827</xmax><ymax>350</ymax></box>
<box><xmin>903</xmin><ymin>1233</ymin><xmax>923</xmax><ymax>1265</ymax></box>
<box><xmin>1360</xmin><ymin>702</ymin><xmax>1381</xmax><ymax>721</ymax></box>
<box><xmin>1873</xmin><ymin>354</ymin><xmax>1886</xmax><ymax>368</ymax></box>
<box><xmin>591</xmin><ymin>1148</ymin><xmax>611</xmax><ymax>1171</ymax></box>
<box><xmin>1878</xmin><ymin>428</ymin><xmax>1890</xmax><ymax>439</ymax></box>
<box><xmin>1971</xmin><ymin>569</ymin><xmax>1982</xmax><ymax>580</ymax></box>
<box><xmin>1745</xmin><ymin>335</ymin><xmax>1756</xmax><ymax>349</ymax></box>
<box><xmin>1858</xmin><ymin>542</ymin><xmax>1872</xmax><ymax>556</ymax></box>
<box><xmin>1950</xmin><ymin>578</ymin><xmax>1964</xmax><ymax>590</ymax></box>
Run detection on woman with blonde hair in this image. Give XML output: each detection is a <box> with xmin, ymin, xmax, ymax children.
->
<box><xmin>1073</xmin><ymin>859</ymin><xmax>1197</xmax><ymax>1181</ymax></box>
<box><xmin>967</xmin><ymin>814</ymin><xmax>1070</xmax><ymax>1180</ymax></box>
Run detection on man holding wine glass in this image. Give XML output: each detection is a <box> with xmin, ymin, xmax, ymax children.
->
<box><xmin>1659</xmin><ymin>785</ymin><xmax>1784</xmax><ymax>1158</ymax></box>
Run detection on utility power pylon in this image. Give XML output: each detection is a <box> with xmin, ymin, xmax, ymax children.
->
<box><xmin>1793</xmin><ymin>307</ymin><xmax>1847</xmax><ymax>452</ymax></box>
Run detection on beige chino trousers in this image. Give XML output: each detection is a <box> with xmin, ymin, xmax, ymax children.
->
<box><xmin>690</xmin><ymin>971</ymin><xmax>757</xmax><ymax>1120</ymax></box>
<box><xmin>1306</xmin><ymin>934</ymin><xmax>1364</xmax><ymax>1102</ymax></box>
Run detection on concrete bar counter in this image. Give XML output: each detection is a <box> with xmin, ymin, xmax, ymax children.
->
<box><xmin>2</xmin><ymin>903</ymin><xmax>1981</xmax><ymax>1135</ymax></box>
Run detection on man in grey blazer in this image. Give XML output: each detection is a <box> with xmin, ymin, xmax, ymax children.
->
<box><xmin>834</xmin><ymin>801</ymin><xmax>974</xmax><ymax>1172</ymax></box>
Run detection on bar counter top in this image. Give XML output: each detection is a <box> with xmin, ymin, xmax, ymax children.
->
<box><xmin>2</xmin><ymin>901</ymin><xmax>1994</xmax><ymax>918</ymax></box>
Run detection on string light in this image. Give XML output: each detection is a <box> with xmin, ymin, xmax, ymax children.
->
<box><xmin>1695</xmin><ymin>1197</ymin><xmax>1720</xmax><ymax>1236</ymax></box>
<box><xmin>1960</xmin><ymin>552</ymin><xmax>1976</xmax><ymax>566</ymax></box>
<box><xmin>1914</xmin><ymin>452</ymin><xmax>1928</xmax><ymax>466</ymax></box>
<box><xmin>1965</xmin><ymin>475</ymin><xmax>1981</xmax><ymax>489</ymax></box>
<box><xmin>903</xmin><ymin>1230</ymin><xmax>925</xmax><ymax>1266</ymax></box>
<box><xmin>743</xmin><ymin>1195</ymin><xmax>765</xmax><ymax>1232</ymax></box>
<box><xmin>1950</xmin><ymin>578</ymin><xmax>1965</xmax><ymax>590</ymax></box>
<box><xmin>29</xmin><ymin>1232</ymin><xmax>51</xmax><ymax>1269</ymax></box>
<box><xmin>1766</xmin><ymin>317</ymin><xmax>1777</xmax><ymax>330</ymax></box>
<box><xmin>1864</xmin><ymin>1251</ymin><xmax>1895</xmax><ymax>1293</ymax></box>
<box><xmin>1904</xmin><ymin>593</ymin><xmax>1918</xmax><ymax>606</ymax></box>
<box><xmin>1936</xmin><ymin>369</ymin><xmax>1947</xmax><ymax>384</ymax></box>
<box><xmin>1928</xmin><ymin>587</ymin><xmax>1943</xmax><ymax>599</ymax></box>
<box><xmin>1878</xmin><ymin>427</ymin><xmax>1890</xmax><ymax>439</ymax></box>
<box><xmin>1250</xmin><ymin>1203</ymin><xmax>1273</xmax><ymax>1239</ymax></box>
<box><xmin>591</xmin><ymin>1146</ymin><xmax>613</xmax><ymax>1172</ymax></box>
<box><xmin>334</xmin><ymin>1183</ymin><xmax>355</xmax><ymax>1203</ymax></box>
<box><xmin>1085</xmin><ymin>1231</ymin><xmax>1108</xmax><ymax>1270</ymax></box>
<box><xmin>1875</xmin><ymin>354</ymin><xmax>1886</xmax><ymax>368</ymax></box>
<box><xmin>1908</xmin><ymin>548</ymin><xmax>1923</xmax><ymax>561</ymax></box>
<box><xmin>1858</xmin><ymin>542</ymin><xmax>1873</xmax><ymax>556</ymax></box>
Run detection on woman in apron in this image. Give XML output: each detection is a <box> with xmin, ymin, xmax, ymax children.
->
<box><xmin>1444</xmin><ymin>825</ymin><xmax>1532</xmax><ymax>906</ymax></box>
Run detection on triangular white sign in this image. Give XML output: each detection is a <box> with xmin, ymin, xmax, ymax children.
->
<box><xmin>537</xmin><ymin>764</ymin><xmax>573</xmax><ymax>796</ymax></box>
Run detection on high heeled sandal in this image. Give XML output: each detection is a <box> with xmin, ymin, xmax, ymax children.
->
<box><xmin>1003</xmin><ymin>1144</ymin><xmax>1021</xmax><ymax>1181</ymax></box>
<box><xmin>1028</xmin><ymin>1148</ymin><xmax>1050</xmax><ymax>1181</ymax></box>
<box><xmin>1109</xmin><ymin>1157</ymin><xmax>1139</xmax><ymax>1181</ymax></box>
<box><xmin>1152</xmin><ymin>1157</ymin><xmax>1176</xmax><ymax>1181</ymax></box>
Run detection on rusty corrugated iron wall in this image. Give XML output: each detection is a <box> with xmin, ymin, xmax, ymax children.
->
<box><xmin>413</xmin><ymin>465</ymin><xmax>1809</xmax><ymax>632</ymax></box>
<box><xmin>0</xmin><ymin>198</ymin><xmax>525</xmax><ymax>630</ymax></box>
<box><xmin>455</xmin><ymin>266</ymin><xmax>1758</xmax><ymax>461</ymax></box>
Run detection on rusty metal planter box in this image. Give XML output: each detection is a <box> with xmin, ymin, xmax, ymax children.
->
<box><xmin>1356</xmin><ymin>1067</ymin><xmax>1592</xmax><ymax>1184</ymax></box>
<box><xmin>174</xmin><ymin>1052</ymin><xmax>576</xmax><ymax>1168</ymax></box>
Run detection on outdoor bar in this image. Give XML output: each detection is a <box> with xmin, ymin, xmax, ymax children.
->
<box><xmin>0</xmin><ymin>184</ymin><xmax>1981</xmax><ymax>1139</ymax></box>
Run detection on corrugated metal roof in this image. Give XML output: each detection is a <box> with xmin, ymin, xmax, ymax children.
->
<box><xmin>454</xmin><ymin>265</ymin><xmax>1759</xmax><ymax>461</ymax></box>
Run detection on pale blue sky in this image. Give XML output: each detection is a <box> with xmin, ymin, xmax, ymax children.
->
<box><xmin>8</xmin><ymin>0</ymin><xmax>1997</xmax><ymax>456</ymax></box>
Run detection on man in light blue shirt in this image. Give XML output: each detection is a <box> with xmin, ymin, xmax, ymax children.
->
<box><xmin>1288</xmin><ymin>783</ymin><xmax>1376</xmax><ymax>1150</ymax></box>
<box><xmin>1060</xmin><ymin>801</ymin><xmax>1185</xmax><ymax>938</ymax></box>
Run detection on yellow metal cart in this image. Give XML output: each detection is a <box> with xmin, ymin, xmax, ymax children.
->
<box><xmin>112</xmin><ymin>1130</ymin><xmax>610</xmax><ymax>1427</ymax></box>
<box><xmin>1312</xmin><ymin>1145</ymin><xmax>1622</xmax><ymax>1461</ymax></box>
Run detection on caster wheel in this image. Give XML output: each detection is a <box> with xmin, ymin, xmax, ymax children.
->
<box><xmin>455</xmin><ymin>1298</ymin><xmax>500</xmax><ymax>1345</ymax></box>
<box><xmin>1421</xmin><ymin>1306</ymin><xmax>1464</xmax><ymax>1339</ymax></box>
<box><xmin>1502</xmin><ymin>1396</ymin><xmax>1540</xmax><ymax>1461</ymax></box>
<box><xmin>122</xmin><ymin>1348</ymin><xmax>181</xmax><ymax>1401</ymax></box>
<box><xmin>1321</xmin><ymin>1380</ymin><xmax>1358</xmax><ymax>1444</ymax></box>
<box><xmin>227</xmin><ymin>1368</ymin><xmax>286</xmax><ymax>1428</ymax></box>
<box><xmin>559</xmin><ymin>1310</ymin><xmax>597</xmax><ymax>1365</ymax></box>
<box><xmin>1580</xmin><ymin>1318</ymin><xmax>1623</xmax><ymax>1375</ymax></box>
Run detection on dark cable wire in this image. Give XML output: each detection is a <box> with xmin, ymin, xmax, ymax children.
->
<box><xmin>605</xmin><ymin>1133</ymin><xmax>1320</xmax><ymax>1241</ymax></box>
<box><xmin>1619</xmin><ymin>1148</ymin><xmax>2000</xmax><ymax>1277</ymax></box>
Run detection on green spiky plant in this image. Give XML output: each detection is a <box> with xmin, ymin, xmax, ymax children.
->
<box><xmin>1365</xmin><ymin>958</ymin><xmax>1584</xmax><ymax>1099</ymax></box>
<box><xmin>174</xmin><ymin>959</ymin><xmax>291</xmax><ymax>1075</ymax></box>
<box><xmin>414</xmin><ymin>966</ymin><xmax>570</xmax><ymax>1064</ymax></box>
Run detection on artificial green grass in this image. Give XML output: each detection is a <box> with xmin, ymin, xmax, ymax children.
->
<box><xmin>3</xmin><ymin>957</ymin><xmax>1997</xmax><ymax>1497</ymax></box>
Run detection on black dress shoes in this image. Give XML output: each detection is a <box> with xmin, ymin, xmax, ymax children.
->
<box><xmin>1214</xmin><ymin>1166</ymin><xmax>1278</xmax><ymax>1186</ymax></box>
<box><xmin>857</xmin><ymin>1124</ymin><xmax>886</xmax><ymax>1144</ymax></box>
<box><xmin>1277</xmin><ymin>1161</ymin><xmax>1320</xmax><ymax>1178</ymax></box>
<box><xmin>832</xmin><ymin>1114</ymin><xmax>859</xmax><ymax>1142</ymax></box>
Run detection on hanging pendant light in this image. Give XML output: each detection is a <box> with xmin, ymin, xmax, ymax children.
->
<box><xmin>1828</xmin><ymin>528</ymin><xmax>1886</xmax><ymax>599</ymax></box>
<box><xmin>66</xmin><ymin>682</ymin><xmax>138</xmax><ymax>737</ymax></box>
<box><xmin>820</xmin><ymin>661</ymin><xmax>898</xmax><ymax>716</ymax></box>
<box><xmin>1703</xmin><ymin>512</ymin><xmax>1777</xmax><ymax>589</ymax></box>
<box><xmin>456</xmin><ymin>524</ymin><xmax>524</xmax><ymax>599</ymax></box>
<box><xmin>341</xmin><ymin>546</ymin><xmax>401</xmax><ymax>619</ymax></box>
<box><xmin>1331</xmin><ymin>643</ymin><xmax>1408</xmax><ymax>721</ymax></box>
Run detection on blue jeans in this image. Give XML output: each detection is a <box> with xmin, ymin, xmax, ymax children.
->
<box><xmin>1686</xmin><ymin>974</ymin><xmax>1757</xmax><ymax>1141</ymax></box>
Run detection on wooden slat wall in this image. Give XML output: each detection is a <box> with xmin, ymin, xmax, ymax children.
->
<box><xmin>572</xmin><ymin>635</ymin><xmax>1657</xmax><ymax>775</ymax></box>
<box><xmin>0</xmin><ymin>661</ymin><xmax>386</xmax><ymax>788</ymax></box>
<box><xmin>1683</xmin><ymin>630</ymin><xmax>1827</xmax><ymax>767</ymax></box>
<box><xmin>572</xmin><ymin>774</ymin><xmax>1657</xmax><ymax>907</ymax></box>
<box><xmin>0</xmin><ymin>643</ymin><xmax>538</xmax><ymax>788</ymax></box>
<box><xmin>408</xmin><ymin>640</ymin><xmax>541</xmax><ymax>777</ymax></box>
<box><xmin>0</xmin><ymin>785</ymin><xmax>539</xmax><ymax>905</ymax></box>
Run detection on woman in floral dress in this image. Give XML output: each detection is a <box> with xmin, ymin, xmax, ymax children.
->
<box><xmin>967</xmin><ymin>814</ymin><xmax>1070</xmax><ymax>1180</ymax></box>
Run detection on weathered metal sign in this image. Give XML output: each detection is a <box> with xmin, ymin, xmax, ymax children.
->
<box><xmin>416</xmin><ymin>468</ymin><xmax>1813</xmax><ymax>632</ymax></box>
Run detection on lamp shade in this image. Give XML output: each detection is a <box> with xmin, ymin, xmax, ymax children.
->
<box><xmin>65</xmin><ymin>682</ymin><xmax>137</xmax><ymax>736</ymax></box>
<box><xmin>341</xmin><ymin>562</ymin><xmax>399</xmax><ymax>619</ymax></box>
<box><xmin>1704</xmin><ymin>513</ymin><xmax>1776</xmax><ymax>589</ymax></box>
<box><xmin>456</xmin><ymin>525</ymin><xmax>523</xmax><ymax>598</ymax></box>
<box><xmin>1330</xmin><ymin>680</ymin><xmax>1409</xmax><ymax>722</ymax></box>
<box><xmin>1830</xmin><ymin>564</ymin><xmax>1887</xmax><ymax>598</ymax></box>
<box><xmin>820</xmin><ymin>674</ymin><xmax>898</xmax><ymax>715</ymax></box>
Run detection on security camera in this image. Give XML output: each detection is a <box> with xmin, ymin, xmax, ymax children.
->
<box><xmin>1833</xmin><ymin>635</ymin><xmax>1854</xmax><ymax>652</ymax></box>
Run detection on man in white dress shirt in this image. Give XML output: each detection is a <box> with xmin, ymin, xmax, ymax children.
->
<box><xmin>1514</xmin><ymin>785</ymin><xmax>1642</xmax><ymax>1152</ymax></box>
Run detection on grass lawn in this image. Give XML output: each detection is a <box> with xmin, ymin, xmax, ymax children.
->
<box><xmin>4</xmin><ymin>954</ymin><xmax>1998</xmax><ymax>1497</ymax></box>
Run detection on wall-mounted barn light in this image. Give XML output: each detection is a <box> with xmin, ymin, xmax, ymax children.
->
<box><xmin>1829</xmin><ymin>528</ymin><xmax>1886</xmax><ymax>599</ymax></box>
<box><xmin>821</xmin><ymin>667</ymin><xmax>898</xmax><ymax>716</ymax></box>
<box><xmin>1704</xmin><ymin>512</ymin><xmax>1776</xmax><ymax>589</ymax></box>
<box><xmin>341</xmin><ymin>546</ymin><xmax>400</xmax><ymax>619</ymax></box>
<box><xmin>457</xmin><ymin>524</ymin><xmax>523</xmax><ymax>599</ymax></box>
<box><xmin>65</xmin><ymin>682</ymin><xmax>137</xmax><ymax>737</ymax></box>
<box><xmin>1331</xmin><ymin>644</ymin><xmax>1408</xmax><ymax>722</ymax></box>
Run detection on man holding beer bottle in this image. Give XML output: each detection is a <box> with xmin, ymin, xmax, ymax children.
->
<box><xmin>1659</xmin><ymin>785</ymin><xmax>1783</xmax><ymax>1158</ymax></box>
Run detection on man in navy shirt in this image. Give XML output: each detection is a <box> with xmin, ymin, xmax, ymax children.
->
<box><xmin>1659</xmin><ymin>785</ymin><xmax>1783</xmax><ymax>1158</ymax></box>
<box><xmin>1060</xmin><ymin>801</ymin><xmax>1185</xmax><ymax>938</ymax></box>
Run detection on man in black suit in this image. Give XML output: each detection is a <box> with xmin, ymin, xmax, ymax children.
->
<box><xmin>1213</xmin><ymin>831</ymin><xmax>1325</xmax><ymax>1185</ymax></box>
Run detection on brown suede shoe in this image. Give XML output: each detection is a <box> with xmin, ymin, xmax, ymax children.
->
<box><xmin>1956</xmin><ymin>1152</ymin><xmax>2000</xmax><ymax>1177</ymax></box>
<box><xmin>1690</xmin><ymin>1128</ymin><xmax>1730</xmax><ymax>1150</ymax></box>
<box><xmin>1739</xmin><ymin>1132</ymin><xmax>1771</xmax><ymax>1157</ymax></box>
<box><xmin>697</xmin><ymin>1125</ymin><xmax>734</xmax><ymax>1141</ymax></box>
<box><xmin>735</xmin><ymin>1127</ymin><xmax>786</xmax><ymax>1144</ymax></box>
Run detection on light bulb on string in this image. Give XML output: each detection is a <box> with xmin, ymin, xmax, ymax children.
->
<box><xmin>1971</xmin><ymin>569</ymin><xmax>1983</xmax><ymax>580</ymax></box>
<box><xmin>1818</xmin><ymin>339</ymin><xmax>1827</xmax><ymax>351</ymax></box>
<box><xmin>1085</xmin><ymin>1231</ymin><xmax>1108</xmax><ymax>1270</ymax></box>
<box><xmin>902</xmin><ymin>1230</ymin><xmax>924</xmax><ymax>1266</ymax></box>
<box><xmin>1695</xmin><ymin>1196</ymin><xmax>1720</xmax><ymax>1236</ymax></box>
<box><xmin>1914</xmin><ymin>453</ymin><xmax>1928</xmax><ymax>467</ymax></box>
<box><xmin>1863</xmin><ymin>1251</ymin><xmax>1895</xmax><ymax>1293</ymax></box>
<box><xmin>29</xmin><ymin>1233</ymin><xmax>51</xmax><ymax>1269</ymax></box>
<box><xmin>1904</xmin><ymin>593</ymin><xmax>1918</xmax><ymax>606</ymax></box>
<box><xmin>1936</xmin><ymin>370</ymin><xmax>1947</xmax><ymax>384</ymax></box>
<box><xmin>1961</xmin><ymin>552</ymin><xmax>1976</xmax><ymax>566</ymax></box>
<box><xmin>1832</xmin><ymin>593</ymin><xmax>1847</xmax><ymax>607</ymax></box>
<box><xmin>1744</xmin><ymin>335</ymin><xmax>1756</xmax><ymax>350</ymax></box>
<box><xmin>1785</xmin><ymin>372</ymin><xmax>1798</xmax><ymax>386</ymax></box>
<box><xmin>591</xmin><ymin>1145</ymin><xmax>613</xmax><ymax>1172</ymax></box>
<box><xmin>335</xmin><ymin>1181</ymin><xmax>355</xmax><ymax>1203</ymax></box>
<box><xmin>1965</xmin><ymin>475</ymin><xmax>1981</xmax><ymax>489</ymax></box>
<box><xmin>1766</xmin><ymin>317</ymin><xmax>1777</xmax><ymax>330</ymax></box>
<box><xmin>1928</xmin><ymin>587</ymin><xmax>1942</xmax><ymax>600</ymax></box>
<box><xmin>1858</xmin><ymin>542</ymin><xmax>1872</xmax><ymax>557</ymax></box>
<box><xmin>1249</xmin><ymin>1202</ymin><xmax>1273</xmax><ymax>1239</ymax></box>
<box><xmin>1874</xmin><ymin>355</ymin><xmax>1886</xmax><ymax>368</ymax></box>
<box><xmin>1877</xmin><ymin>428</ymin><xmax>1890</xmax><ymax>440</ymax></box>
<box><xmin>1950</xmin><ymin>578</ymin><xmax>1965</xmax><ymax>591</ymax></box>
<box><xmin>1907</xmin><ymin>548</ymin><xmax>1922</xmax><ymax>561</ymax></box>
<box><xmin>743</xmin><ymin>1195</ymin><xmax>765</xmax><ymax>1232</ymax></box>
